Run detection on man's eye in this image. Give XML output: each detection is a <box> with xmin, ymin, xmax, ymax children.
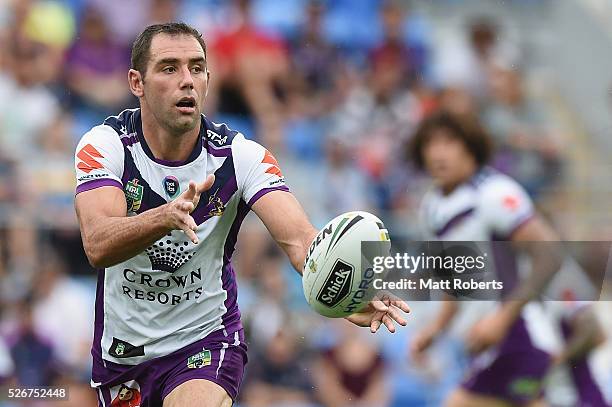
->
<box><xmin>192</xmin><ymin>66</ymin><xmax>203</xmax><ymax>74</ymax></box>
<box><xmin>163</xmin><ymin>66</ymin><xmax>176</xmax><ymax>73</ymax></box>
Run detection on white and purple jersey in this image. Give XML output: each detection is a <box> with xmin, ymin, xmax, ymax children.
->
<box><xmin>420</xmin><ymin>166</ymin><xmax>536</xmax><ymax>296</ymax></box>
<box><xmin>74</xmin><ymin>109</ymin><xmax>288</xmax><ymax>366</ymax></box>
<box><xmin>420</xmin><ymin>166</ymin><xmax>534</xmax><ymax>242</ymax></box>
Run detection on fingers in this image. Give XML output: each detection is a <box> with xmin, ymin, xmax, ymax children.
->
<box><xmin>370</xmin><ymin>312</ymin><xmax>384</xmax><ymax>333</ymax></box>
<box><xmin>184</xmin><ymin>175</ymin><xmax>215</xmax><ymax>209</ymax></box>
<box><xmin>382</xmin><ymin>314</ymin><xmax>396</xmax><ymax>333</ymax></box>
<box><xmin>198</xmin><ymin>174</ymin><xmax>215</xmax><ymax>193</ymax></box>
<box><xmin>386</xmin><ymin>305</ymin><xmax>408</xmax><ymax>327</ymax></box>
<box><xmin>179</xmin><ymin>201</ymin><xmax>195</xmax><ymax>213</ymax></box>
<box><xmin>392</xmin><ymin>299</ymin><xmax>411</xmax><ymax>314</ymax></box>
<box><xmin>177</xmin><ymin>214</ymin><xmax>199</xmax><ymax>244</ymax></box>
<box><xmin>182</xmin><ymin>180</ymin><xmax>198</xmax><ymax>201</ymax></box>
<box><xmin>370</xmin><ymin>298</ymin><xmax>390</xmax><ymax>313</ymax></box>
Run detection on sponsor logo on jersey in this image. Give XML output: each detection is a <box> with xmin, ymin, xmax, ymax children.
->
<box><xmin>110</xmin><ymin>381</ymin><xmax>141</xmax><ymax>407</ymax></box>
<box><xmin>503</xmin><ymin>195</ymin><xmax>520</xmax><ymax>211</ymax></box>
<box><xmin>125</xmin><ymin>179</ymin><xmax>144</xmax><ymax>212</ymax></box>
<box><xmin>316</xmin><ymin>259</ymin><xmax>353</xmax><ymax>307</ymax></box>
<box><xmin>207</xmin><ymin>189</ymin><xmax>225</xmax><ymax>217</ymax></box>
<box><xmin>109</xmin><ymin>337</ymin><xmax>145</xmax><ymax>359</ymax></box>
<box><xmin>187</xmin><ymin>348</ymin><xmax>212</xmax><ymax>368</ymax></box>
<box><xmin>207</xmin><ymin>130</ymin><xmax>228</xmax><ymax>145</ymax></box>
<box><xmin>76</xmin><ymin>143</ymin><xmax>104</xmax><ymax>173</ymax></box>
<box><xmin>262</xmin><ymin>150</ymin><xmax>283</xmax><ymax>177</ymax></box>
<box><xmin>163</xmin><ymin>176</ymin><xmax>180</xmax><ymax>199</ymax></box>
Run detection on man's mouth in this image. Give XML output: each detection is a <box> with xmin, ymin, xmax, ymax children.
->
<box><xmin>176</xmin><ymin>97</ymin><xmax>196</xmax><ymax>114</ymax></box>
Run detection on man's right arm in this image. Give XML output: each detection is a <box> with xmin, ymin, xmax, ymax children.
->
<box><xmin>76</xmin><ymin>177</ymin><xmax>213</xmax><ymax>269</ymax></box>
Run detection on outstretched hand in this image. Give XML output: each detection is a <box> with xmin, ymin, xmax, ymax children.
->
<box><xmin>164</xmin><ymin>174</ymin><xmax>215</xmax><ymax>244</ymax></box>
<box><xmin>345</xmin><ymin>293</ymin><xmax>410</xmax><ymax>333</ymax></box>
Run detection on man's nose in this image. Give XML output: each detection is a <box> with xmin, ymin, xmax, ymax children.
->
<box><xmin>179</xmin><ymin>66</ymin><xmax>194</xmax><ymax>89</ymax></box>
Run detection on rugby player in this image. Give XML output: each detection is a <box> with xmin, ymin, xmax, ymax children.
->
<box><xmin>74</xmin><ymin>23</ymin><xmax>409</xmax><ymax>407</ymax></box>
<box><xmin>408</xmin><ymin>111</ymin><xmax>562</xmax><ymax>407</ymax></box>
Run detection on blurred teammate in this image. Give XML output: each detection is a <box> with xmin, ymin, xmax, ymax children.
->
<box><xmin>73</xmin><ymin>23</ymin><xmax>409</xmax><ymax>407</ymax></box>
<box><xmin>552</xmin><ymin>302</ymin><xmax>609</xmax><ymax>406</ymax></box>
<box><xmin>408</xmin><ymin>111</ymin><xmax>562</xmax><ymax>406</ymax></box>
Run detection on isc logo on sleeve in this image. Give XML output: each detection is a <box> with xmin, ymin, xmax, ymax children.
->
<box><xmin>77</xmin><ymin>143</ymin><xmax>105</xmax><ymax>173</ymax></box>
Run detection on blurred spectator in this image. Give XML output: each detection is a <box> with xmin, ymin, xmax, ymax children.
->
<box><xmin>371</xmin><ymin>1</ymin><xmax>428</xmax><ymax>89</ymax></box>
<box><xmin>148</xmin><ymin>0</ymin><xmax>179</xmax><ymax>24</ymax></box>
<box><xmin>246</xmin><ymin>244</ymin><xmax>294</xmax><ymax>347</ymax></box>
<box><xmin>64</xmin><ymin>6</ymin><xmax>132</xmax><ymax>130</ymax></box>
<box><xmin>483</xmin><ymin>66</ymin><xmax>564</xmax><ymax>196</ymax></box>
<box><xmin>313</xmin><ymin>325</ymin><xmax>389</xmax><ymax>407</ymax></box>
<box><xmin>5</xmin><ymin>297</ymin><xmax>59</xmax><ymax>387</ymax></box>
<box><xmin>289</xmin><ymin>0</ymin><xmax>339</xmax><ymax>106</ymax></box>
<box><xmin>284</xmin><ymin>0</ymin><xmax>339</xmax><ymax>162</ymax></box>
<box><xmin>0</xmin><ymin>36</ymin><xmax>61</xmax><ymax>157</ymax></box>
<box><xmin>435</xmin><ymin>17</ymin><xmax>520</xmax><ymax>102</ymax></box>
<box><xmin>209</xmin><ymin>0</ymin><xmax>290</xmax><ymax>148</ymax></box>
<box><xmin>21</xmin><ymin>112</ymin><xmax>78</xmax><ymax>228</ymax></box>
<box><xmin>0</xmin><ymin>335</ymin><xmax>14</xmax><ymax>385</ymax></box>
<box><xmin>87</xmin><ymin>0</ymin><xmax>152</xmax><ymax>46</ymax></box>
<box><xmin>31</xmin><ymin>247</ymin><xmax>94</xmax><ymax>379</ymax></box>
<box><xmin>242</xmin><ymin>330</ymin><xmax>316</xmax><ymax>407</ymax></box>
<box><xmin>320</xmin><ymin>135</ymin><xmax>371</xmax><ymax>217</ymax></box>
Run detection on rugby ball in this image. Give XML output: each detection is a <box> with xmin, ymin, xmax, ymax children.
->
<box><xmin>302</xmin><ymin>211</ymin><xmax>391</xmax><ymax>318</ymax></box>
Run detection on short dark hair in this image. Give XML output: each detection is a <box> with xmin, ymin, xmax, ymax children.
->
<box><xmin>131</xmin><ymin>22</ymin><xmax>207</xmax><ymax>77</ymax></box>
<box><xmin>408</xmin><ymin>110</ymin><xmax>492</xmax><ymax>170</ymax></box>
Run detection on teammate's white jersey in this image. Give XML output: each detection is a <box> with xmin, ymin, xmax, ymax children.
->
<box><xmin>419</xmin><ymin>167</ymin><xmax>534</xmax><ymax>241</ymax></box>
<box><xmin>419</xmin><ymin>167</ymin><xmax>562</xmax><ymax>354</ymax></box>
<box><xmin>75</xmin><ymin>109</ymin><xmax>288</xmax><ymax>365</ymax></box>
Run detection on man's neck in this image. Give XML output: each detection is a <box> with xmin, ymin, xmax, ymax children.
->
<box><xmin>140</xmin><ymin>110</ymin><xmax>201</xmax><ymax>163</ymax></box>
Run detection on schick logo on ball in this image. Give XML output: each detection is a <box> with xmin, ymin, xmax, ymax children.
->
<box><xmin>163</xmin><ymin>176</ymin><xmax>180</xmax><ymax>199</ymax></box>
<box><xmin>317</xmin><ymin>259</ymin><xmax>353</xmax><ymax>307</ymax></box>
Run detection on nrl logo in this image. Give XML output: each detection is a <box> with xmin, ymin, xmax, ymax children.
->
<box><xmin>187</xmin><ymin>349</ymin><xmax>212</xmax><ymax>369</ymax></box>
<box><xmin>125</xmin><ymin>179</ymin><xmax>144</xmax><ymax>212</ymax></box>
<box><xmin>207</xmin><ymin>190</ymin><xmax>225</xmax><ymax>217</ymax></box>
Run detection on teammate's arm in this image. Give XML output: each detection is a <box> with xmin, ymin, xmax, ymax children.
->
<box><xmin>504</xmin><ymin>215</ymin><xmax>562</xmax><ymax>315</ymax></box>
<box><xmin>553</xmin><ymin>307</ymin><xmax>606</xmax><ymax>366</ymax></box>
<box><xmin>411</xmin><ymin>301</ymin><xmax>459</xmax><ymax>360</ymax></box>
<box><xmin>467</xmin><ymin>215</ymin><xmax>562</xmax><ymax>353</ymax></box>
<box><xmin>76</xmin><ymin>176</ymin><xmax>214</xmax><ymax>268</ymax></box>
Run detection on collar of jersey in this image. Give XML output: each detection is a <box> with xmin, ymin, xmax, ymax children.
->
<box><xmin>133</xmin><ymin>109</ymin><xmax>205</xmax><ymax>167</ymax></box>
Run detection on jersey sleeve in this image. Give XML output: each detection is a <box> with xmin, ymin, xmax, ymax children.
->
<box><xmin>232</xmin><ymin>135</ymin><xmax>289</xmax><ymax>207</ymax></box>
<box><xmin>74</xmin><ymin>125</ymin><xmax>125</xmax><ymax>195</ymax></box>
<box><xmin>480</xmin><ymin>175</ymin><xmax>535</xmax><ymax>238</ymax></box>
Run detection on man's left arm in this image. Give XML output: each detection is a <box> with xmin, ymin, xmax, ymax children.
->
<box><xmin>251</xmin><ymin>190</ymin><xmax>316</xmax><ymax>274</ymax></box>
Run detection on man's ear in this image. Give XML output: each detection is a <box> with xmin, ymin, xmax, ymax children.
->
<box><xmin>205</xmin><ymin>69</ymin><xmax>211</xmax><ymax>98</ymax></box>
<box><xmin>128</xmin><ymin>69</ymin><xmax>144</xmax><ymax>98</ymax></box>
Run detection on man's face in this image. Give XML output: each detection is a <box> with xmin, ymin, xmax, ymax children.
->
<box><xmin>141</xmin><ymin>33</ymin><xmax>209</xmax><ymax>134</ymax></box>
<box><xmin>422</xmin><ymin>127</ymin><xmax>475</xmax><ymax>189</ymax></box>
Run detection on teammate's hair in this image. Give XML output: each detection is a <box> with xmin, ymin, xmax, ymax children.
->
<box><xmin>131</xmin><ymin>22</ymin><xmax>207</xmax><ymax>78</ymax></box>
<box><xmin>408</xmin><ymin>110</ymin><xmax>492</xmax><ymax>170</ymax></box>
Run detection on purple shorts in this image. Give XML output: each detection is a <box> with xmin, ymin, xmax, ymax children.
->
<box><xmin>92</xmin><ymin>329</ymin><xmax>247</xmax><ymax>407</ymax></box>
<box><xmin>461</xmin><ymin>317</ymin><xmax>551</xmax><ymax>405</ymax></box>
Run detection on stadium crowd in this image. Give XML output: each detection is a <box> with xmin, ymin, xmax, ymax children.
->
<box><xmin>0</xmin><ymin>0</ymin><xmax>608</xmax><ymax>406</ymax></box>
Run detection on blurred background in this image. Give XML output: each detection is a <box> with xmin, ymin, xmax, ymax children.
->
<box><xmin>0</xmin><ymin>0</ymin><xmax>611</xmax><ymax>406</ymax></box>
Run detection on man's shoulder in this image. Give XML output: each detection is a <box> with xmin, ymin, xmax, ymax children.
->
<box><xmin>102</xmin><ymin>108</ymin><xmax>140</xmax><ymax>137</ymax></box>
<box><xmin>203</xmin><ymin>116</ymin><xmax>243</xmax><ymax>150</ymax></box>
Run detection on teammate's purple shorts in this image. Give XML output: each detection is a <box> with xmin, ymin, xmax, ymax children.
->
<box><xmin>461</xmin><ymin>316</ymin><xmax>551</xmax><ymax>405</ymax></box>
<box><xmin>92</xmin><ymin>328</ymin><xmax>247</xmax><ymax>407</ymax></box>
